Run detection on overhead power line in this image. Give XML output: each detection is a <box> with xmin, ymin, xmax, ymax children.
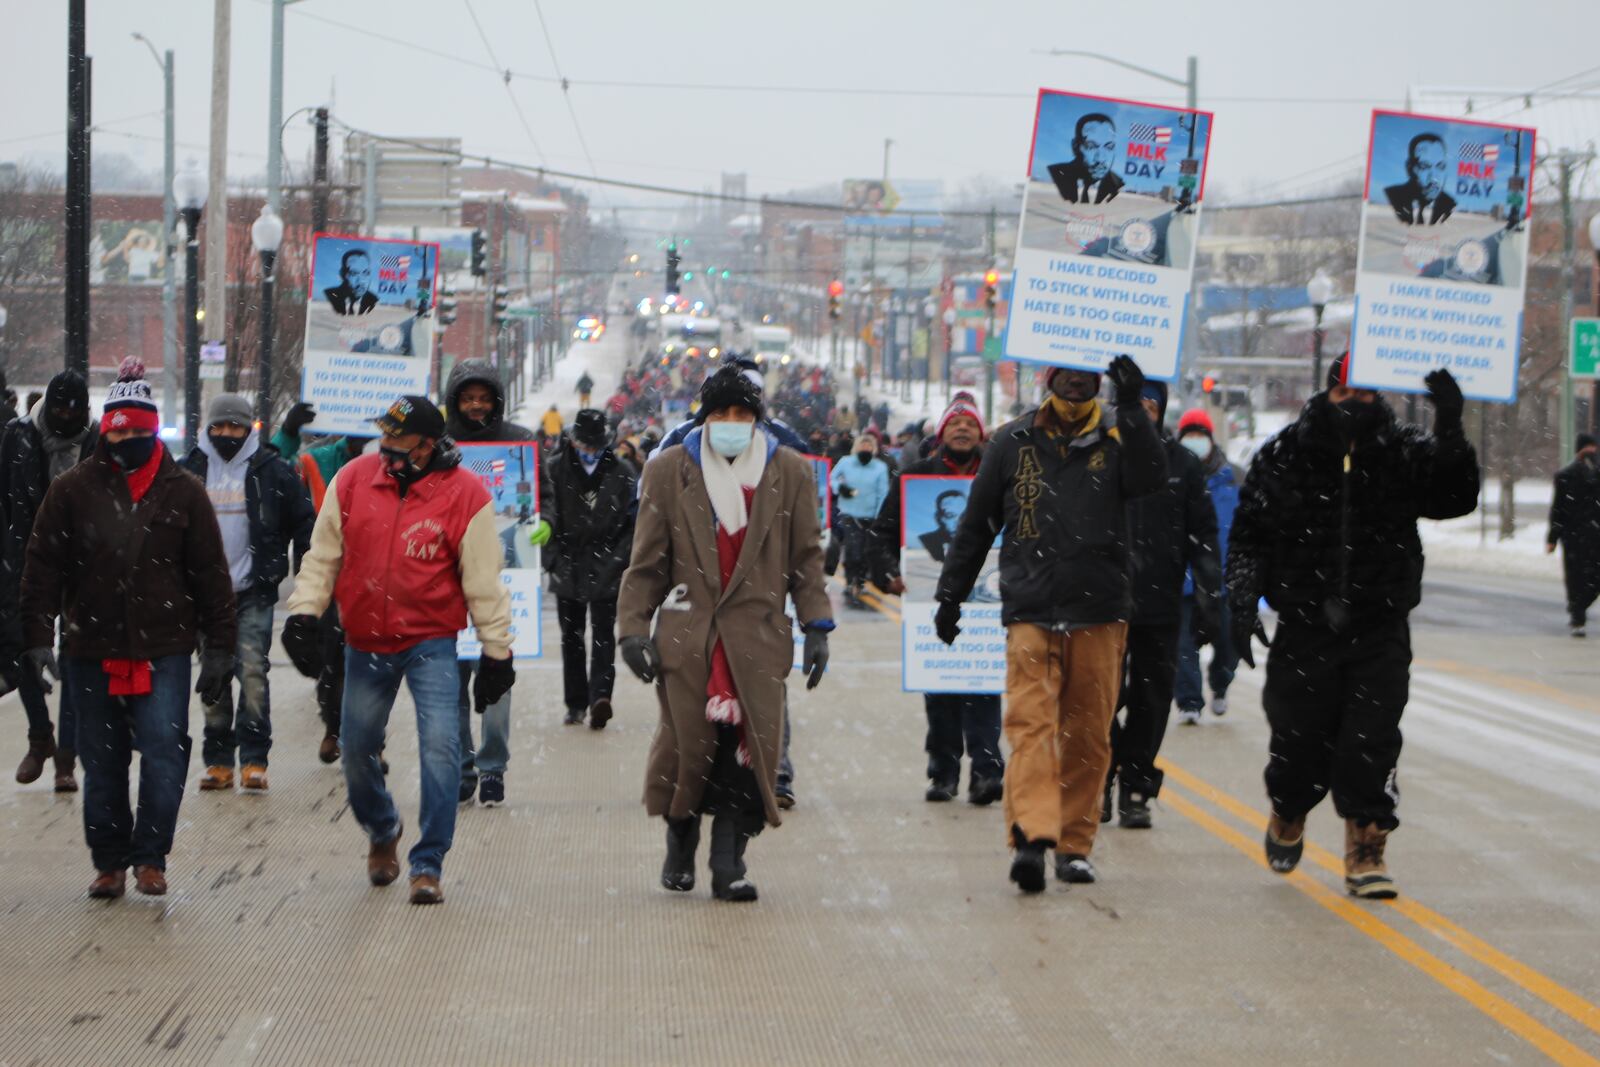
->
<box><xmin>462</xmin><ymin>0</ymin><xmax>548</xmax><ymax>166</ymax></box>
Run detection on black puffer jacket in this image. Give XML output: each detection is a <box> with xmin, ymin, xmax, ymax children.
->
<box><xmin>937</xmin><ymin>399</ymin><xmax>1166</xmax><ymax>628</ymax></box>
<box><xmin>1127</xmin><ymin>435</ymin><xmax>1220</xmax><ymax>625</ymax></box>
<box><xmin>0</xmin><ymin>412</ymin><xmax>96</xmax><ymax>631</ymax></box>
<box><xmin>1226</xmin><ymin>393</ymin><xmax>1479</xmax><ymax>628</ymax></box>
<box><xmin>444</xmin><ymin>359</ymin><xmax>535</xmax><ymax>443</ymax></box>
<box><xmin>545</xmin><ymin>446</ymin><xmax>637</xmax><ymax>602</ymax></box>
<box><xmin>1548</xmin><ymin>455</ymin><xmax>1600</xmax><ymax>556</ymax></box>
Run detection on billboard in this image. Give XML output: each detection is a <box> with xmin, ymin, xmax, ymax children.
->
<box><xmin>1005</xmin><ymin>89</ymin><xmax>1214</xmax><ymax>382</ymax></box>
<box><xmin>1349</xmin><ymin>111</ymin><xmax>1535</xmax><ymax>403</ymax></box>
<box><xmin>300</xmin><ymin>233</ymin><xmax>439</xmax><ymax>435</ymax></box>
<box><xmin>844</xmin><ymin>178</ymin><xmax>944</xmax><ymax>229</ymax></box>
<box><xmin>455</xmin><ymin>442</ymin><xmax>543</xmax><ymax>663</ymax></box>
<box><xmin>90</xmin><ymin>221</ymin><xmax>168</xmax><ymax>285</ymax></box>
<box><xmin>899</xmin><ymin>475</ymin><xmax>1003</xmax><ymax>694</ymax></box>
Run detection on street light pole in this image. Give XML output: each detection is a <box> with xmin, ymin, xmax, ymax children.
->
<box><xmin>1306</xmin><ymin>270</ymin><xmax>1334</xmax><ymax>396</ymax></box>
<box><xmin>1036</xmin><ymin>49</ymin><xmax>1197</xmax><ymax>108</ymax></box>
<box><xmin>174</xmin><ymin>159</ymin><xmax>208</xmax><ymax>451</ymax></box>
<box><xmin>251</xmin><ymin>205</ymin><xmax>284</xmax><ymax>430</ymax></box>
<box><xmin>1589</xmin><ymin>212</ymin><xmax>1600</xmax><ymax>436</ymax></box>
<box><xmin>133</xmin><ymin>34</ymin><xmax>177</xmax><ymax>423</ymax></box>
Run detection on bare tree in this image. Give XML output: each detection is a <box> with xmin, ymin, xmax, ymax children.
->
<box><xmin>0</xmin><ymin>166</ymin><xmax>65</xmax><ymax>384</ymax></box>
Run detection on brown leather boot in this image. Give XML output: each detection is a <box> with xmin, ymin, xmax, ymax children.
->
<box><xmin>15</xmin><ymin>732</ymin><xmax>55</xmax><ymax>784</ymax></box>
<box><xmin>1344</xmin><ymin>819</ymin><xmax>1397</xmax><ymax>900</ymax></box>
<box><xmin>198</xmin><ymin>766</ymin><xmax>234</xmax><ymax>791</ymax></box>
<box><xmin>87</xmin><ymin>869</ymin><xmax>126</xmax><ymax>899</ymax></box>
<box><xmin>133</xmin><ymin>865</ymin><xmax>168</xmax><ymax>896</ymax></box>
<box><xmin>53</xmin><ymin>749</ymin><xmax>78</xmax><ymax>793</ymax></box>
<box><xmin>239</xmin><ymin>765</ymin><xmax>269</xmax><ymax>791</ymax></box>
<box><xmin>367</xmin><ymin>822</ymin><xmax>402</xmax><ymax>887</ymax></box>
<box><xmin>408</xmin><ymin>874</ymin><xmax>444</xmax><ymax>905</ymax></box>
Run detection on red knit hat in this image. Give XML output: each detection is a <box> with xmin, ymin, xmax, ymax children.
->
<box><xmin>1176</xmin><ymin>408</ymin><xmax>1214</xmax><ymax>437</ymax></box>
<box><xmin>935</xmin><ymin>396</ymin><xmax>986</xmax><ymax>442</ymax></box>
<box><xmin>101</xmin><ymin>356</ymin><xmax>159</xmax><ymax>434</ymax></box>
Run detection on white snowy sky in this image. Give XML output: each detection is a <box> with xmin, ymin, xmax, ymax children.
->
<box><xmin>3</xmin><ymin>0</ymin><xmax>1598</xmax><ymax>209</ymax></box>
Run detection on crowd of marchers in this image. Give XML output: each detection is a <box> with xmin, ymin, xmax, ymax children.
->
<box><xmin>3</xmin><ymin>341</ymin><xmax>1595</xmax><ymax>906</ymax></box>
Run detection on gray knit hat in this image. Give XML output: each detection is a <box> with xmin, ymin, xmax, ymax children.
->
<box><xmin>206</xmin><ymin>393</ymin><xmax>254</xmax><ymax>428</ymax></box>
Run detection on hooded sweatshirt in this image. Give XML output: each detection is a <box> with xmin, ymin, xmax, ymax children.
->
<box><xmin>30</xmin><ymin>395</ymin><xmax>93</xmax><ymax>483</ymax></box>
<box><xmin>444</xmin><ymin>359</ymin><xmax>535</xmax><ymax>442</ymax></box>
<box><xmin>197</xmin><ymin>427</ymin><xmax>261</xmax><ymax>591</ymax></box>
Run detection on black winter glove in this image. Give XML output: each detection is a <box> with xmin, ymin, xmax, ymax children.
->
<box><xmin>934</xmin><ymin>600</ymin><xmax>963</xmax><ymax>646</ymax></box>
<box><xmin>281</xmin><ymin>614</ymin><xmax>324</xmax><ymax>678</ymax></box>
<box><xmin>839</xmin><ymin>486</ymin><xmax>857</xmax><ymax>499</ymax></box>
<box><xmin>621</xmin><ymin>635</ymin><xmax>660</xmax><ymax>684</ymax></box>
<box><xmin>195</xmin><ymin>648</ymin><xmax>235</xmax><ymax>706</ymax></box>
<box><xmin>22</xmin><ymin>647</ymin><xmax>58</xmax><ymax>695</ymax></box>
<box><xmin>1424</xmin><ymin>369</ymin><xmax>1464</xmax><ymax>434</ymax></box>
<box><xmin>283</xmin><ymin>402</ymin><xmax>317</xmax><ymax>438</ymax></box>
<box><xmin>801</xmin><ymin>629</ymin><xmax>829</xmax><ymax>690</ymax></box>
<box><xmin>1230</xmin><ymin>605</ymin><xmax>1271</xmax><ymax>670</ymax></box>
<box><xmin>474</xmin><ymin>654</ymin><xmax>516</xmax><ymax>712</ymax></box>
<box><xmin>1106</xmin><ymin>354</ymin><xmax>1146</xmax><ymax>408</ymax></box>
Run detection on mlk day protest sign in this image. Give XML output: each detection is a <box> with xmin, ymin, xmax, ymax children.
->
<box><xmin>1005</xmin><ymin>89</ymin><xmax>1214</xmax><ymax>381</ymax></box>
<box><xmin>301</xmin><ymin>233</ymin><xmax>439</xmax><ymax>434</ymax></box>
<box><xmin>900</xmin><ymin>475</ymin><xmax>1003</xmax><ymax>694</ymax></box>
<box><xmin>1350</xmin><ymin>111</ymin><xmax>1535</xmax><ymax>403</ymax></box>
<box><xmin>455</xmin><ymin>442</ymin><xmax>543</xmax><ymax>663</ymax></box>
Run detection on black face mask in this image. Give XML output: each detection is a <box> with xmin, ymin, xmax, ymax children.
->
<box><xmin>1333</xmin><ymin>398</ymin><xmax>1385</xmax><ymax>442</ymax></box>
<box><xmin>108</xmin><ymin>435</ymin><xmax>158</xmax><ymax>471</ymax></box>
<box><xmin>943</xmin><ymin>445</ymin><xmax>974</xmax><ymax>465</ymax></box>
<box><xmin>380</xmin><ymin>445</ymin><xmax>424</xmax><ymax>481</ymax></box>
<box><xmin>459</xmin><ymin>412</ymin><xmax>490</xmax><ymax>432</ymax></box>
<box><xmin>856</xmin><ymin>451</ymin><xmax>874</xmax><ymax>465</ymax></box>
<box><xmin>47</xmin><ymin>407</ymin><xmax>87</xmax><ymax>438</ymax></box>
<box><xmin>208</xmin><ymin>431</ymin><xmax>247</xmax><ymax>462</ymax></box>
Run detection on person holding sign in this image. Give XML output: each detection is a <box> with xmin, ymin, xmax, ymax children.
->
<box><xmin>877</xmin><ymin>396</ymin><xmax>1004</xmax><ymax>806</ymax></box>
<box><xmin>1227</xmin><ymin>356</ymin><xmax>1477</xmax><ymax>900</ymax></box>
<box><xmin>618</xmin><ymin>366</ymin><xmax>832</xmax><ymax>903</ymax></box>
<box><xmin>281</xmin><ymin>395</ymin><xmax>515</xmax><ymax>906</ymax></box>
<box><xmin>935</xmin><ymin>356</ymin><xmax>1166</xmax><ymax>893</ymax></box>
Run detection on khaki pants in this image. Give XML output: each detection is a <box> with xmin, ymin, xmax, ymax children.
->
<box><xmin>1002</xmin><ymin>621</ymin><xmax>1128</xmax><ymax>856</ymax></box>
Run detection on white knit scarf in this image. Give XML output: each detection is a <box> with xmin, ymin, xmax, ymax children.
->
<box><xmin>699</xmin><ymin>426</ymin><xmax>768</xmax><ymax>533</ymax></box>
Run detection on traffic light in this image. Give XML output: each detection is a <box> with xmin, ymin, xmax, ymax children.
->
<box><xmin>438</xmin><ymin>287</ymin><xmax>457</xmax><ymax>327</ymax></box>
<box><xmin>828</xmin><ymin>279</ymin><xmax>843</xmax><ymax>320</ymax></box>
<box><xmin>665</xmin><ymin>244</ymin><xmax>681</xmax><ymax>296</ymax></box>
<box><xmin>470</xmin><ymin>230</ymin><xmax>487</xmax><ymax>277</ymax></box>
<box><xmin>983</xmin><ymin>269</ymin><xmax>999</xmax><ymax>312</ymax></box>
<box><xmin>1201</xmin><ymin>375</ymin><xmax>1217</xmax><ymax>394</ymax></box>
<box><xmin>493</xmin><ymin>285</ymin><xmax>510</xmax><ymax>325</ymax></box>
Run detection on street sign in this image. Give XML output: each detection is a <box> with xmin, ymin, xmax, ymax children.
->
<box><xmin>1571</xmin><ymin>317</ymin><xmax>1600</xmax><ymax>380</ymax></box>
<box><xmin>983</xmin><ymin>335</ymin><xmax>1003</xmax><ymax>362</ymax></box>
<box><xmin>199</xmin><ymin>362</ymin><xmax>225</xmax><ymax>381</ymax></box>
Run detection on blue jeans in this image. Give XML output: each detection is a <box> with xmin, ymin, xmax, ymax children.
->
<box><xmin>1174</xmin><ymin>596</ymin><xmax>1240</xmax><ymax>712</ymax></box>
<box><xmin>456</xmin><ymin>662</ymin><xmax>512</xmax><ymax>781</ymax></box>
<box><xmin>202</xmin><ymin>587</ymin><xmax>275</xmax><ymax>767</ymax></box>
<box><xmin>19</xmin><ymin>637</ymin><xmax>77</xmax><ymax>749</ymax></box>
<box><xmin>341</xmin><ymin>637</ymin><xmax>461</xmax><ymax>879</ymax></box>
<box><xmin>67</xmin><ymin>654</ymin><xmax>192</xmax><ymax>872</ymax></box>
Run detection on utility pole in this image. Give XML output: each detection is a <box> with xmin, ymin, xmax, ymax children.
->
<box><xmin>204</xmin><ymin>0</ymin><xmax>231</xmax><ymax>347</ymax></box>
<box><xmin>65</xmin><ymin>0</ymin><xmax>91</xmax><ymax>375</ymax></box>
<box><xmin>266</xmin><ymin>0</ymin><xmax>288</xmax><ymax>214</ymax></box>
<box><xmin>983</xmin><ymin>206</ymin><xmax>997</xmax><ymax>425</ymax></box>
<box><xmin>1554</xmin><ymin>152</ymin><xmax>1591</xmax><ymax>464</ymax></box>
<box><xmin>311</xmin><ymin>107</ymin><xmax>329</xmax><ymax>233</ymax></box>
<box><xmin>135</xmin><ymin>33</ymin><xmax>177</xmax><ymax>417</ymax></box>
<box><xmin>483</xmin><ymin>197</ymin><xmax>499</xmax><ymax>363</ymax></box>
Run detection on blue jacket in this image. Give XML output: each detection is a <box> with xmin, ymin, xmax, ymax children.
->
<box><xmin>179</xmin><ymin>445</ymin><xmax>316</xmax><ymax>594</ymax></box>
<box><xmin>1185</xmin><ymin>456</ymin><xmax>1242</xmax><ymax>595</ymax></box>
<box><xmin>830</xmin><ymin>454</ymin><xmax>890</xmax><ymax>521</ymax></box>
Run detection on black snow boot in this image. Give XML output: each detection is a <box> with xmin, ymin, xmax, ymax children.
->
<box><xmin>1100</xmin><ymin>775</ymin><xmax>1114</xmax><ymax>824</ymax></box>
<box><xmin>1118</xmin><ymin>783</ymin><xmax>1153</xmax><ymax>830</ymax></box>
<box><xmin>1264</xmin><ymin>813</ymin><xmax>1306</xmax><ymax>875</ymax></box>
<box><xmin>709</xmin><ymin>812</ymin><xmax>759</xmax><ymax>902</ymax></box>
<box><xmin>661</xmin><ymin>815</ymin><xmax>700</xmax><ymax>892</ymax></box>
<box><xmin>967</xmin><ymin>776</ymin><xmax>1003</xmax><ymax>807</ymax></box>
<box><xmin>1008</xmin><ymin>825</ymin><xmax>1051</xmax><ymax>895</ymax></box>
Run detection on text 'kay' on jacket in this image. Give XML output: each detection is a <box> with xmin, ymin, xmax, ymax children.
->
<box><xmin>285</xmin><ymin>449</ymin><xmax>513</xmax><ymax>659</ymax></box>
<box><xmin>1226</xmin><ymin>393</ymin><xmax>1480</xmax><ymax>628</ymax></box>
<box><xmin>936</xmin><ymin>398</ymin><xmax>1168</xmax><ymax>629</ymax></box>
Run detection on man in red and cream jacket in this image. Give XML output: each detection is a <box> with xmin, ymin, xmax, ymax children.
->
<box><xmin>282</xmin><ymin>395</ymin><xmax>513</xmax><ymax>905</ymax></box>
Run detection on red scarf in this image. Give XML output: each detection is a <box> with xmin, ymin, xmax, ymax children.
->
<box><xmin>103</xmin><ymin>441</ymin><xmax>165</xmax><ymax>696</ymax></box>
<box><xmin>705</xmin><ymin>486</ymin><xmax>756</xmax><ymax>766</ymax></box>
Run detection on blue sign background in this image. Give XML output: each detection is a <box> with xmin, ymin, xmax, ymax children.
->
<box><xmin>1367</xmin><ymin>113</ymin><xmax>1534</xmax><ymax>216</ymax></box>
<box><xmin>311</xmin><ymin>235</ymin><xmax>436</xmax><ymax>309</ymax></box>
<box><xmin>1030</xmin><ymin>94</ymin><xmax>1211</xmax><ymax>200</ymax></box>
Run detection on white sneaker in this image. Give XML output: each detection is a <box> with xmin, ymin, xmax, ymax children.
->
<box><xmin>1211</xmin><ymin>695</ymin><xmax>1229</xmax><ymax>717</ymax></box>
<box><xmin>1572</xmin><ymin>624</ymin><xmax>1588</xmax><ymax>639</ymax></box>
<box><xmin>1177</xmin><ymin>707</ymin><xmax>1201</xmax><ymax>726</ymax></box>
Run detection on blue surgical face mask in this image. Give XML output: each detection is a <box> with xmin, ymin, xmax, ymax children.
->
<box><xmin>707</xmin><ymin>421</ymin><xmax>753</xmax><ymax>458</ymax></box>
<box><xmin>1181</xmin><ymin>435</ymin><xmax>1212</xmax><ymax>460</ymax></box>
<box><xmin>576</xmin><ymin>447</ymin><xmax>601</xmax><ymax>465</ymax></box>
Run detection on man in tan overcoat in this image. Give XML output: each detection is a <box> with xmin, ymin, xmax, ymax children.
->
<box><xmin>618</xmin><ymin>365</ymin><xmax>832</xmax><ymax>902</ymax></box>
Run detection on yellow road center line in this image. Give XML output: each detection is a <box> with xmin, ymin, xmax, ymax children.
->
<box><xmin>1162</xmin><ymin>789</ymin><xmax>1600</xmax><ymax>1067</ymax></box>
<box><xmin>1415</xmin><ymin>658</ymin><xmax>1598</xmax><ymax>715</ymax></box>
<box><xmin>1159</xmin><ymin>759</ymin><xmax>1600</xmax><ymax>1041</ymax></box>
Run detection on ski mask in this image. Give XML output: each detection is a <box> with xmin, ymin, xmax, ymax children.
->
<box><xmin>1333</xmin><ymin>397</ymin><xmax>1385</xmax><ymax>443</ymax></box>
<box><xmin>108</xmin><ymin>434</ymin><xmax>158</xmax><ymax>471</ymax></box>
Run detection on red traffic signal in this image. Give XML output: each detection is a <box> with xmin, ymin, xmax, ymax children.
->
<box><xmin>827</xmin><ymin>279</ymin><xmax>844</xmax><ymax>298</ymax></box>
<box><xmin>984</xmin><ymin>269</ymin><xmax>999</xmax><ymax>287</ymax></box>
<box><xmin>1201</xmin><ymin>375</ymin><xmax>1217</xmax><ymax>393</ymax></box>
